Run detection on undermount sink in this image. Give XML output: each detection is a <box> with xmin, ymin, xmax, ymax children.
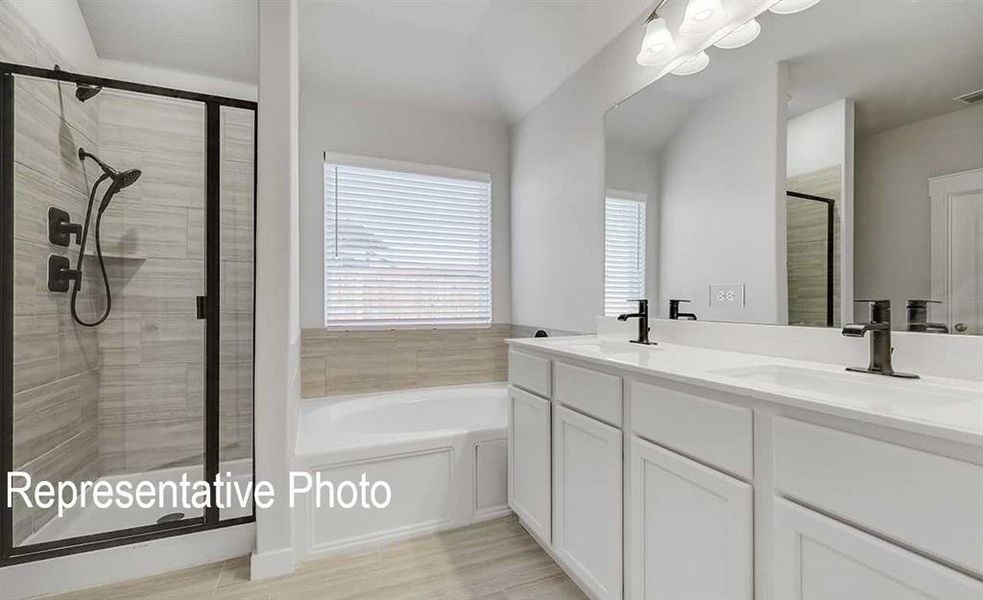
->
<box><xmin>712</xmin><ymin>365</ymin><xmax>978</xmax><ymax>409</ymax></box>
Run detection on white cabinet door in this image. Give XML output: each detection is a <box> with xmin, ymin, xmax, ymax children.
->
<box><xmin>773</xmin><ymin>498</ymin><xmax>983</xmax><ymax>599</ymax></box>
<box><xmin>553</xmin><ymin>404</ymin><xmax>622</xmax><ymax>600</ymax></box>
<box><xmin>628</xmin><ymin>437</ymin><xmax>752</xmax><ymax>600</ymax></box>
<box><xmin>508</xmin><ymin>386</ymin><xmax>551</xmax><ymax>542</ymax></box>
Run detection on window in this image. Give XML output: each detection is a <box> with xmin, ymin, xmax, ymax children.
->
<box><xmin>604</xmin><ymin>193</ymin><xmax>646</xmax><ymax>317</ymax></box>
<box><xmin>324</xmin><ymin>156</ymin><xmax>492</xmax><ymax>328</ymax></box>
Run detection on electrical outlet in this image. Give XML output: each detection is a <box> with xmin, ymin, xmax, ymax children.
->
<box><xmin>709</xmin><ymin>284</ymin><xmax>745</xmax><ymax>308</ymax></box>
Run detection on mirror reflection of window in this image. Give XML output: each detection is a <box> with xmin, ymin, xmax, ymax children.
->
<box><xmin>604</xmin><ymin>194</ymin><xmax>646</xmax><ymax>317</ymax></box>
<box><xmin>603</xmin><ymin>1</ymin><xmax>983</xmax><ymax>335</ymax></box>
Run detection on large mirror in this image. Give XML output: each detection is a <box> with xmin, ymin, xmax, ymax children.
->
<box><xmin>604</xmin><ymin>0</ymin><xmax>983</xmax><ymax>334</ymax></box>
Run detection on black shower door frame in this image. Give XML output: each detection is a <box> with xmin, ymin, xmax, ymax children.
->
<box><xmin>0</xmin><ymin>62</ymin><xmax>257</xmax><ymax>565</ymax></box>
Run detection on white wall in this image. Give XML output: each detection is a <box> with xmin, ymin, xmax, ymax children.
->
<box><xmin>855</xmin><ymin>102</ymin><xmax>983</xmax><ymax>323</ymax></box>
<box><xmin>787</xmin><ymin>101</ymin><xmax>848</xmax><ymax>178</ymax></box>
<box><xmin>604</xmin><ymin>140</ymin><xmax>659</xmax><ymax>303</ymax></box>
<box><xmin>509</xmin><ymin>0</ymin><xmax>774</xmax><ymax>333</ymax></box>
<box><xmin>252</xmin><ymin>0</ymin><xmax>299</xmax><ymax>580</ymax></box>
<box><xmin>786</xmin><ymin>98</ymin><xmax>855</xmax><ymax>326</ymax></box>
<box><xmin>297</xmin><ymin>82</ymin><xmax>511</xmax><ymax>328</ymax></box>
<box><xmin>658</xmin><ymin>65</ymin><xmax>787</xmax><ymax>325</ymax></box>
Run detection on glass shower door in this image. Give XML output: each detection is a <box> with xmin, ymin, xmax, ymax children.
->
<box><xmin>7</xmin><ymin>74</ymin><xmax>207</xmax><ymax>547</ymax></box>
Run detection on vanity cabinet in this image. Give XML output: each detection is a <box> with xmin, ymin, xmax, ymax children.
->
<box><xmin>505</xmin><ymin>343</ymin><xmax>982</xmax><ymax>600</ymax></box>
<box><xmin>552</xmin><ymin>404</ymin><xmax>623</xmax><ymax>600</ymax></box>
<box><xmin>628</xmin><ymin>437</ymin><xmax>752</xmax><ymax>600</ymax></box>
<box><xmin>773</xmin><ymin>498</ymin><xmax>983</xmax><ymax>599</ymax></box>
<box><xmin>507</xmin><ymin>386</ymin><xmax>552</xmax><ymax>542</ymax></box>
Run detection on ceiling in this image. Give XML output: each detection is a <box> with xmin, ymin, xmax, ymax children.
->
<box><xmin>78</xmin><ymin>0</ymin><xmax>653</xmax><ymax>122</ymax></box>
<box><xmin>297</xmin><ymin>0</ymin><xmax>652</xmax><ymax>121</ymax></box>
<box><xmin>606</xmin><ymin>0</ymin><xmax>983</xmax><ymax>149</ymax></box>
<box><xmin>78</xmin><ymin>0</ymin><xmax>258</xmax><ymax>83</ymax></box>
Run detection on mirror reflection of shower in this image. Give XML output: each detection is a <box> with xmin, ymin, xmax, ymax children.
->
<box><xmin>46</xmin><ymin>146</ymin><xmax>142</xmax><ymax>327</ymax></box>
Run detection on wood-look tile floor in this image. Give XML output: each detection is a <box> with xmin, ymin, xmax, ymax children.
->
<box><xmin>50</xmin><ymin>516</ymin><xmax>586</xmax><ymax>600</ymax></box>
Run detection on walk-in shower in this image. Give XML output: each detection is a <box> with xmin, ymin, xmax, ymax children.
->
<box><xmin>0</xmin><ymin>62</ymin><xmax>256</xmax><ymax>565</ymax></box>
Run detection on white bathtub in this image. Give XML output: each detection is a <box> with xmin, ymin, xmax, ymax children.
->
<box><xmin>293</xmin><ymin>383</ymin><xmax>510</xmax><ymax>559</ymax></box>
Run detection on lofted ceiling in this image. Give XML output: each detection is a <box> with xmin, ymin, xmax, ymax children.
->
<box><xmin>78</xmin><ymin>0</ymin><xmax>258</xmax><ymax>83</ymax></box>
<box><xmin>607</xmin><ymin>0</ymin><xmax>983</xmax><ymax>149</ymax></box>
<box><xmin>77</xmin><ymin>0</ymin><xmax>653</xmax><ymax>122</ymax></box>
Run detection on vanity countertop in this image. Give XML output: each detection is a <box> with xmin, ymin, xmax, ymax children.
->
<box><xmin>507</xmin><ymin>335</ymin><xmax>983</xmax><ymax>447</ymax></box>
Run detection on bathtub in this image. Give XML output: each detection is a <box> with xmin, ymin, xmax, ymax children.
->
<box><xmin>293</xmin><ymin>383</ymin><xmax>510</xmax><ymax>559</ymax></box>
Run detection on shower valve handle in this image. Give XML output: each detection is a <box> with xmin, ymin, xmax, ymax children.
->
<box><xmin>48</xmin><ymin>207</ymin><xmax>83</xmax><ymax>246</ymax></box>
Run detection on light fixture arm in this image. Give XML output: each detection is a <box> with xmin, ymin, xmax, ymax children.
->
<box><xmin>644</xmin><ymin>0</ymin><xmax>670</xmax><ymax>25</ymax></box>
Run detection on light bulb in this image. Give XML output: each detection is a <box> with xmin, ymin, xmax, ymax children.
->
<box><xmin>672</xmin><ymin>51</ymin><xmax>710</xmax><ymax>76</ymax></box>
<box><xmin>769</xmin><ymin>0</ymin><xmax>822</xmax><ymax>15</ymax></box>
<box><xmin>680</xmin><ymin>0</ymin><xmax>725</xmax><ymax>35</ymax></box>
<box><xmin>713</xmin><ymin>18</ymin><xmax>761</xmax><ymax>49</ymax></box>
<box><xmin>642</xmin><ymin>16</ymin><xmax>674</xmax><ymax>54</ymax></box>
<box><xmin>636</xmin><ymin>16</ymin><xmax>676</xmax><ymax>65</ymax></box>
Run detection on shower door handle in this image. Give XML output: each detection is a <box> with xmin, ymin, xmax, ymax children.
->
<box><xmin>196</xmin><ymin>296</ymin><xmax>207</xmax><ymax>320</ymax></box>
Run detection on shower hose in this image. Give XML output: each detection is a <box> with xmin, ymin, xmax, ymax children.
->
<box><xmin>70</xmin><ymin>173</ymin><xmax>114</xmax><ymax>327</ymax></box>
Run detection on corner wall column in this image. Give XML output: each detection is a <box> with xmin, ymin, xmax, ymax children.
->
<box><xmin>252</xmin><ymin>0</ymin><xmax>300</xmax><ymax>580</ymax></box>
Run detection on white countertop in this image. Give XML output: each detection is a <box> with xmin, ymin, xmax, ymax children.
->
<box><xmin>507</xmin><ymin>335</ymin><xmax>983</xmax><ymax>446</ymax></box>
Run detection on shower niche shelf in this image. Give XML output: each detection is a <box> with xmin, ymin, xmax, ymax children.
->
<box><xmin>82</xmin><ymin>250</ymin><xmax>147</xmax><ymax>261</ymax></box>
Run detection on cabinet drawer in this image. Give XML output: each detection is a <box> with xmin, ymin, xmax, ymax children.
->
<box><xmin>631</xmin><ymin>380</ymin><xmax>752</xmax><ymax>480</ymax></box>
<box><xmin>508</xmin><ymin>350</ymin><xmax>551</xmax><ymax>397</ymax></box>
<box><xmin>554</xmin><ymin>361</ymin><xmax>622</xmax><ymax>426</ymax></box>
<box><xmin>773</xmin><ymin>498</ymin><xmax>983</xmax><ymax>599</ymax></box>
<box><xmin>774</xmin><ymin>418</ymin><xmax>983</xmax><ymax>574</ymax></box>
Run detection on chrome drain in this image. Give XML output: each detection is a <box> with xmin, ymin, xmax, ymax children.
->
<box><xmin>157</xmin><ymin>512</ymin><xmax>185</xmax><ymax>524</ymax></box>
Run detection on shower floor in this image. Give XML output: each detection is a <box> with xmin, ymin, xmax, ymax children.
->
<box><xmin>24</xmin><ymin>459</ymin><xmax>252</xmax><ymax>545</ymax></box>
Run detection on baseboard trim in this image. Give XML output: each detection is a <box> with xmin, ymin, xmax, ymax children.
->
<box><xmin>250</xmin><ymin>546</ymin><xmax>296</xmax><ymax>580</ymax></box>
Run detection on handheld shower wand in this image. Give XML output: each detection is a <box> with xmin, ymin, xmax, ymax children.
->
<box><xmin>72</xmin><ymin>148</ymin><xmax>142</xmax><ymax>327</ymax></box>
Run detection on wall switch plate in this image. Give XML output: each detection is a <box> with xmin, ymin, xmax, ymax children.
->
<box><xmin>709</xmin><ymin>284</ymin><xmax>745</xmax><ymax>308</ymax></box>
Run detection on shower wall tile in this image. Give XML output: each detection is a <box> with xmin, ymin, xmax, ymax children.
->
<box><xmin>16</xmin><ymin>76</ymin><xmax>99</xmax><ymax>144</ymax></box>
<box><xmin>300</xmin><ymin>324</ymin><xmax>511</xmax><ymax>398</ymax></box>
<box><xmin>12</xmin><ymin>315</ymin><xmax>59</xmax><ymax>394</ymax></box>
<box><xmin>12</xmin><ymin>373</ymin><xmax>82</xmax><ymax>465</ymax></box>
<box><xmin>220</xmin><ymin>107</ymin><xmax>255</xmax><ymax>163</ymax></box>
<box><xmin>14</xmin><ymin>78</ymin><xmax>98</xmax><ymax>197</ymax></box>
<box><xmin>57</xmin><ymin>311</ymin><xmax>99</xmax><ymax>374</ymax></box>
<box><xmin>12</xmin><ymin>162</ymin><xmax>89</xmax><ymax>245</ymax></box>
<box><xmin>138</xmin><ymin>313</ymin><xmax>204</xmax><ymax>366</ymax></box>
<box><xmin>3</xmin><ymin>2</ymin><xmax>105</xmax><ymax>543</ymax></box>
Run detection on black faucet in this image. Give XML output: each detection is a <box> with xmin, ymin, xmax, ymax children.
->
<box><xmin>905</xmin><ymin>300</ymin><xmax>949</xmax><ymax>333</ymax></box>
<box><xmin>669</xmin><ymin>299</ymin><xmax>697</xmax><ymax>320</ymax></box>
<box><xmin>618</xmin><ymin>299</ymin><xmax>655</xmax><ymax>345</ymax></box>
<box><xmin>842</xmin><ymin>300</ymin><xmax>918</xmax><ymax>379</ymax></box>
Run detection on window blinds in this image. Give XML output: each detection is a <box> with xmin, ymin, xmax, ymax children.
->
<box><xmin>324</xmin><ymin>162</ymin><xmax>492</xmax><ymax>328</ymax></box>
<box><xmin>604</xmin><ymin>197</ymin><xmax>646</xmax><ymax>317</ymax></box>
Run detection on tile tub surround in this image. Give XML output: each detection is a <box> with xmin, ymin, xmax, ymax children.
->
<box><xmin>301</xmin><ymin>325</ymin><xmax>511</xmax><ymax>398</ymax></box>
<box><xmin>300</xmin><ymin>323</ymin><xmax>583</xmax><ymax>398</ymax></box>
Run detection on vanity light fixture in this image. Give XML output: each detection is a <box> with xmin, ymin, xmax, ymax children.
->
<box><xmin>671</xmin><ymin>51</ymin><xmax>710</xmax><ymax>76</ymax></box>
<box><xmin>769</xmin><ymin>0</ymin><xmax>822</xmax><ymax>15</ymax></box>
<box><xmin>679</xmin><ymin>0</ymin><xmax>725</xmax><ymax>35</ymax></box>
<box><xmin>636</xmin><ymin>0</ymin><xmax>676</xmax><ymax>66</ymax></box>
<box><xmin>713</xmin><ymin>18</ymin><xmax>761</xmax><ymax>49</ymax></box>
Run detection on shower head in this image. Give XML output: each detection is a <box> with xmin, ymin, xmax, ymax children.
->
<box><xmin>75</xmin><ymin>83</ymin><xmax>102</xmax><ymax>102</ymax></box>
<box><xmin>77</xmin><ymin>148</ymin><xmax>142</xmax><ymax>211</ymax></box>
